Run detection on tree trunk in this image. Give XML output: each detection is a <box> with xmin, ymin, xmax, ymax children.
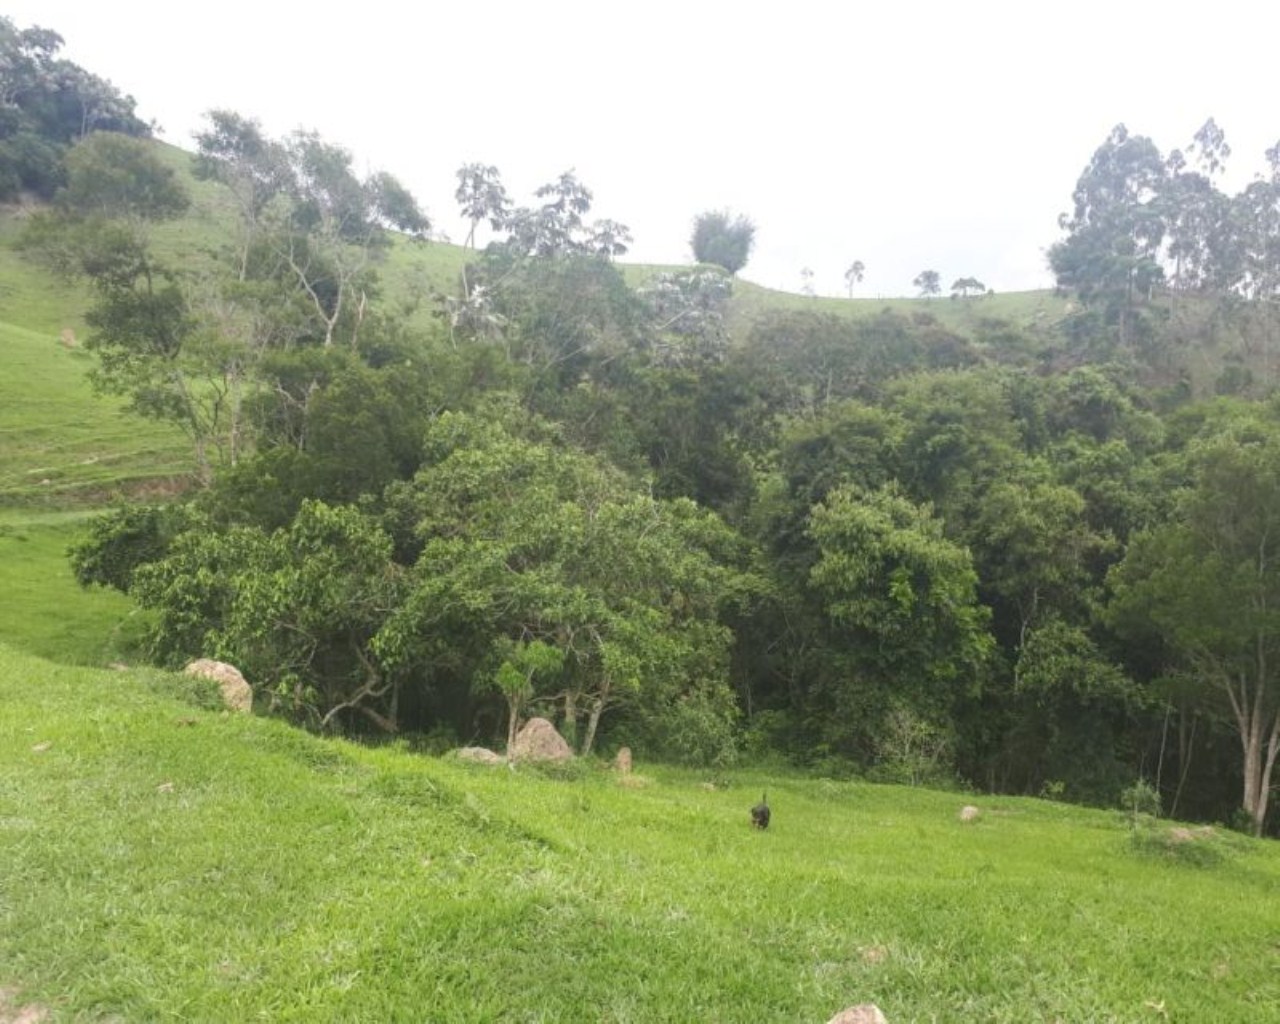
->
<box><xmin>582</xmin><ymin>676</ymin><xmax>612</xmax><ymax>759</ymax></box>
<box><xmin>1171</xmin><ymin>709</ymin><xmax>1197</xmax><ymax>820</ymax></box>
<box><xmin>1242</xmin><ymin>721</ymin><xmax>1261</xmax><ymax>833</ymax></box>
<box><xmin>582</xmin><ymin>698</ymin><xmax>606</xmax><ymax>758</ymax></box>
<box><xmin>505</xmin><ymin>694</ymin><xmax>521</xmax><ymax>762</ymax></box>
<box><xmin>1155</xmin><ymin>705</ymin><xmax>1170</xmax><ymax>800</ymax></box>
<box><xmin>228</xmin><ymin>363</ymin><xmax>243</xmax><ymax>466</ymax></box>
<box><xmin>1228</xmin><ymin>658</ymin><xmax>1278</xmax><ymax>836</ymax></box>
<box><xmin>563</xmin><ymin>688</ymin><xmax>578</xmax><ymax>750</ymax></box>
<box><xmin>319</xmin><ymin>666</ymin><xmax>394</xmax><ymax>733</ymax></box>
<box><xmin>1256</xmin><ymin>710</ymin><xmax>1280</xmax><ymax>834</ymax></box>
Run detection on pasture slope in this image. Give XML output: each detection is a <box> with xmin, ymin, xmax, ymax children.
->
<box><xmin>2</xmin><ymin>646</ymin><xmax>1280</xmax><ymax>1022</ymax></box>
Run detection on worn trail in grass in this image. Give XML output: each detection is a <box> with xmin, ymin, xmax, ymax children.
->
<box><xmin>2</xmin><ymin>648</ymin><xmax>1278</xmax><ymax>1022</ymax></box>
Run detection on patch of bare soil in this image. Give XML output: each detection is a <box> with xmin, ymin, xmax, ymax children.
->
<box><xmin>0</xmin><ymin>986</ymin><xmax>49</xmax><ymax>1024</ymax></box>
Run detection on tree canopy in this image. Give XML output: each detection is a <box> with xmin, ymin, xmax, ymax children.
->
<box><xmin>690</xmin><ymin>209</ymin><xmax>756</xmax><ymax>274</ymax></box>
<box><xmin>32</xmin><ymin>83</ymin><xmax>1280</xmax><ymax>833</ymax></box>
<box><xmin>0</xmin><ymin>17</ymin><xmax>149</xmax><ymax>199</ymax></box>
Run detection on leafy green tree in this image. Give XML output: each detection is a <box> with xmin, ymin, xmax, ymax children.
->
<box><xmin>454</xmin><ymin>162</ymin><xmax>511</xmax><ymax>248</ymax></box>
<box><xmin>913</xmin><ymin>269</ymin><xmax>941</xmax><ymax>297</ymax></box>
<box><xmin>69</xmin><ymin>504</ymin><xmax>194</xmax><ymax>593</ymax></box>
<box><xmin>194</xmin><ymin>110</ymin><xmax>294</xmax><ymax>281</ymax></box>
<box><xmin>498</xmin><ymin>170</ymin><xmax>629</xmax><ymax>259</ymax></box>
<box><xmin>447</xmin><ymin>172</ymin><xmax>632</xmax><ymax>362</ymax></box>
<box><xmin>1108</xmin><ymin>423</ymin><xmax>1280</xmax><ymax>835</ymax></box>
<box><xmin>192</xmin><ymin>116</ymin><xmax>432</xmax><ymax>463</ymax></box>
<box><xmin>738</xmin><ymin>310</ymin><xmax>975</xmax><ymax>418</ymax></box>
<box><xmin>584</xmin><ymin>218</ymin><xmax>633</xmax><ymax>259</ymax></box>
<box><xmin>625</xmin><ymin>362</ymin><xmax>760</xmax><ymax>511</ymax></box>
<box><xmin>488</xmin><ymin>639</ymin><xmax>565</xmax><ymax>756</ymax></box>
<box><xmin>974</xmin><ymin>478</ymin><xmax>1107</xmax><ymax>654</ymax></box>
<box><xmin>950</xmin><ymin>276</ymin><xmax>986</xmax><ymax>298</ymax></box>
<box><xmin>16</xmin><ymin>137</ymin><xmax>247</xmax><ymax>478</ymax></box>
<box><xmin>1003</xmin><ymin>613</ymin><xmax>1144</xmax><ymax>803</ymax></box>
<box><xmin>637</xmin><ymin>268</ymin><xmax>733</xmax><ymax>367</ymax></box>
<box><xmin>0</xmin><ymin>17</ymin><xmax>149</xmax><ymax>198</ymax></box>
<box><xmin>133</xmin><ymin>501</ymin><xmax>405</xmax><ymax>731</ymax></box>
<box><xmin>808</xmin><ymin>484</ymin><xmax>993</xmax><ymax>750</ymax></box>
<box><xmin>774</xmin><ymin>402</ymin><xmax>900</xmax><ymax>512</ymax></box>
<box><xmin>270</xmin><ymin>129</ymin><xmax>429</xmax><ymax>348</ymax></box>
<box><xmin>886</xmin><ymin>369</ymin><xmax>1022</xmax><ymax>527</ymax></box>
<box><xmin>474</xmin><ymin>249</ymin><xmax>641</xmax><ymax>387</ymax></box>
<box><xmin>690</xmin><ymin>210</ymin><xmax>755</xmax><ymax>274</ymax></box>
<box><xmin>190</xmin><ymin>111</ymin><xmax>314</xmax><ymax>460</ymax></box>
<box><xmin>1161</xmin><ymin>122</ymin><xmax>1234</xmax><ymax>299</ymax></box>
<box><xmin>58</xmin><ymin>131</ymin><xmax>189</xmax><ymax>220</ymax></box>
<box><xmin>373</xmin><ymin>409</ymin><xmax>761</xmax><ymax>760</ymax></box>
<box><xmin>1049</xmin><ymin>124</ymin><xmax>1168</xmax><ymax>345</ymax></box>
<box><xmin>844</xmin><ymin>260</ymin><xmax>865</xmax><ymax>298</ymax></box>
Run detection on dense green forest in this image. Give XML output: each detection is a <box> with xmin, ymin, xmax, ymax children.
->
<box><xmin>6</xmin><ymin>16</ymin><xmax>1280</xmax><ymax>838</ymax></box>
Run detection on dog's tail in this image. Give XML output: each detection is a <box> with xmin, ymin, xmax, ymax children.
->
<box><xmin>761</xmin><ymin>791</ymin><xmax>767</xmax><ymax>805</ymax></box>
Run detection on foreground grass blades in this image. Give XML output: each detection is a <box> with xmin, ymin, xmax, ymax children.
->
<box><xmin>2</xmin><ymin>647</ymin><xmax>1278</xmax><ymax>1022</ymax></box>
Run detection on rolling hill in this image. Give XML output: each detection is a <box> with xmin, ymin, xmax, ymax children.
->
<box><xmin>0</xmin><ymin>138</ymin><xmax>1071</xmax><ymax>510</ymax></box>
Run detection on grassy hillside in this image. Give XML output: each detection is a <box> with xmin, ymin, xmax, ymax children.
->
<box><xmin>0</xmin><ymin>315</ymin><xmax>191</xmax><ymax>506</ymax></box>
<box><xmin>2</xmin><ymin>644</ymin><xmax>1278</xmax><ymax>1022</ymax></box>
<box><xmin>1</xmin><ymin>137</ymin><xmax>1073</xmax><ymax>512</ymax></box>
<box><xmin>0</xmin><ymin>510</ymin><xmax>142</xmax><ymax>665</ymax></box>
<box><xmin>0</xmin><ymin>207</ymin><xmax>191</xmax><ymax>508</ymax></box>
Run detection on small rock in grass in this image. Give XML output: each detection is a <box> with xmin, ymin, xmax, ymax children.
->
<box><xmin>827</xmin><ymin>1005</ymin><xmax>888</xmax><ymax>1024</ymax></box>
<box><xmin>455</xmin><ymin>746</ymin><xmax>504</xmax><ymax>765</ymax></box>
<box><xmin>1168</xmin><ymin>825</ymin><xmax>1215</xmax><ymax>844</ymax></box>
<box><xmin>30</xmin><ymin>742</ymin><xmax>52</xmax><ymax>753</ymax></box>
<box><xmin>156</xmin><ymin>781</ymin><xmax>175</xmax><ymax>793</ymax></box>
<box><xmin>959</xmin><ymin>804</ymin><xmax>981</xmax><ymax>823</ymax></box>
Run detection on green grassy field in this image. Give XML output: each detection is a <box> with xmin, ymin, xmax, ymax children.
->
<box><xmin>0</xmin><ymin>204</ymin><xmax>192</xmax><ymax>508</ymax></box>
<box><xmin>2</xmin><ymin>646</ymin><xmax>1278</xmax><ymax>1022</ymax></box>
<box><xmin>0</xmin><ymin>318</ymin><xmax>191</xmax><ymax>506</ymax></box>
<box><xmin>0</xmin><ymin>510</ymin><xmax>144</xmax><ymax>666</ymax></box>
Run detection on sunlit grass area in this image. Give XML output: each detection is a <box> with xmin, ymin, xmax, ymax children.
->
<box><xmin>2</xmin><ymin>646</ymin><xmax>1278</xmax><ymax>1022</ymax></box>
<box><xmin>0</xmin><ymin>318</ymin><xmax>191</xmax><ymax>507</ymax></box>
<box><xmin>725</xmin><ymin>278</ymin><xmax>1073</xmax><ymax>335</ymax></box>
<box><xmin>0</xmin><ymin>511</ymin><xmax>144</xmax><ymax>665</ymax></box>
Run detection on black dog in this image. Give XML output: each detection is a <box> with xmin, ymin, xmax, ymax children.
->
<box><xmin>751</xmin><ymin>792</ymin><xmax>771</xmax><ymax>829</ymax></box>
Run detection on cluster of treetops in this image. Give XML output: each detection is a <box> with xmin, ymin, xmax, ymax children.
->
<box><xmin>6</xmin><ymin>17</ymin><xmax>1280</xmax><ymax>836</ymax></box>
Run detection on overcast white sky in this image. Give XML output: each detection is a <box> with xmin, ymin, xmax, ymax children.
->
<box><xmin>10</xmin><ymin>0</ymin><xmax>1279</xmax><ymax>296</ymax></box>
